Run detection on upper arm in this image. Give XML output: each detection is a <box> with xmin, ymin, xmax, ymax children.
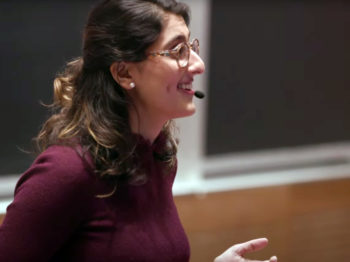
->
<box><xmin>0</xmin><ymin>146</ymin><xmax>96</xmax><ymax>261</ymax></box>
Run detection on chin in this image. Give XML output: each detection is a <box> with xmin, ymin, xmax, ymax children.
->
<box><xmin>186</xmin><ymin>103</ymin><xmax>196</xmax><ymax>115</ymax></box>
<box><xmin>175</xmin><ymin>105</ymin><xmax>196</xmax><ymax>119</ymax></box>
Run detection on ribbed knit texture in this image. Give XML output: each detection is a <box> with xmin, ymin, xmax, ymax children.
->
<box><xmin>0</xmin><ymin>134</ymin><xmax>190</xmax><ymax>262</ymax></box>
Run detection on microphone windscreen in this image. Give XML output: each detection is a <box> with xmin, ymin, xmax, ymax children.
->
<box><xmin>194</xmin><ymin>90</ymin><xmax>205</xmax><ymax>99</ymax></box>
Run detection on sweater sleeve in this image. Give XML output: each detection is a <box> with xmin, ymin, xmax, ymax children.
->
<box><xmin>0</xmin><ymin>145</ymin><xmax>96</xmax><ymax>262</ymax></box>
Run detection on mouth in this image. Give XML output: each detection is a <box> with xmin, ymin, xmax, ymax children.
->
<box><xmin>177</xmin><ymin>83</ymin><xmax>195</xmax><ymax>95</ymax></box>
<box><xmin>177</xmin><ymin>83</ymin><xmax>193</xmax><ymax>90</ymax></box>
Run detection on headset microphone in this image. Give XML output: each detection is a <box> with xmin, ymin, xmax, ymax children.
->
<box><xmin>194</xmin><ymin>90</ymin><xmax>205</xmax><ymax>99</ymax></box>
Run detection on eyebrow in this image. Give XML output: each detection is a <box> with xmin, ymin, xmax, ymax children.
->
<box><xmin>164</xmin><ymin>32</ymin><xmax>191</xmax><ymax>48</ymax></box>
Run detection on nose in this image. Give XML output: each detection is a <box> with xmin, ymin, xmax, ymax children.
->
<box><xmin>187</xmin><ymin>49</ymin><xmax>205</xmax><ymax>75</ymax></box>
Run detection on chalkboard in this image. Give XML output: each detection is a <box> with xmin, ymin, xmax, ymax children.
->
<box><xmin>0</xmin><ymin>1</ymin><xmax>95</xmax><ymax>175</ymax></box>
<box><xmin>206</xmin><ymin>1</ymin><xmax>350</xmax><ymax>155</ymax></box>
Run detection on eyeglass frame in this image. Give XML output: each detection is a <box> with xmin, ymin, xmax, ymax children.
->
<box><xmin>147</xmin><ymin>38</ymin><xmax>200</xmax><ymax>68</ymax></box>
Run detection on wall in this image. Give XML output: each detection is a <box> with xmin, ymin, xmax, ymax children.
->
<box><xmin>175</xmin><ymin>178</ymin><xmax>350</xmax><ymax>262</ymax></box>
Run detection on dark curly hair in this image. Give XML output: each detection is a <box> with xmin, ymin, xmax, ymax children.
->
<box><xmin>35</xmin><ymin>0</ymin><xmax>190</xmax><ymax>186</ymax></box>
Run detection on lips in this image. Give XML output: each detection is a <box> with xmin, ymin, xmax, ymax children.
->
<box><xmin>177</xmin><ymin>83</ymin><xmax>193</xmax><ymax>91</ymax></box>
<box><xmin>177</xmin><ymin>83</ymin><xmax>195</xmax><ymax>96</ymax></box>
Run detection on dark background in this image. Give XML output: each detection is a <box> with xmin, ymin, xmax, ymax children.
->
<box><xmin>207</xmin><ymin>0</ymin><xmax>350</xmax><ymax>155</ymax></box>
<box><xmin>1</xmin><ymin>0</ymin><xmax>350</xmax><ymax>175</ymax></box>
<box><xmin>0</xmin><ymin>1</ymin><xmax>95</xmax><ymax>174</ymax></box>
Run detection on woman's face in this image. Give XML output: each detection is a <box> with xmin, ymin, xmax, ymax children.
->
<box><xmin>127</xmin><ymin>12</ymin><xmax>205</xmax><ymax>124</ymax></box>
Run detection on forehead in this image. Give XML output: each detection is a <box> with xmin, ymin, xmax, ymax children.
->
<box><xmin>151</xmin><ymin>12</ymin><xmax>190</xmax><ymax>49</ymax></box>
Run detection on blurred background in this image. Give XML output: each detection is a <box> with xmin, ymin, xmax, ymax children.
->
<box><xmin>1</xmin><ymin>0</ymin><xmax>350</xmax><ymax>261</ymax></box>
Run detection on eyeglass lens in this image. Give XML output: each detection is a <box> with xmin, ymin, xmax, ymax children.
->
<box><xmin>178</xmin><ymin>39</ymin><xmax>199</xmax><ymax>68</ymax></box>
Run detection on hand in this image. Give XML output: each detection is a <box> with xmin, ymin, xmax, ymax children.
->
<box><xmin>214</xmin><ymin>238</ymin><xmax>277</xmax><ymax>262</ymax></box>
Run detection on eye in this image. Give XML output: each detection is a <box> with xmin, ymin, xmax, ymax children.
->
<box><xmin>170</xmin><ymin>42</ymin><xmax>183</xmax><ymax>51</ymax></box>
<box><xmin>178</xmin><ymin>44</ymin><xmax>188</xmax><ymax>58</ymax></box>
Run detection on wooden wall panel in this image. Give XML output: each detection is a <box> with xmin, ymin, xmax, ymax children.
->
<box><xmin>174</xmin><ymin>178</ymin><xmax>350</xmax><ymax>262</ymax></box>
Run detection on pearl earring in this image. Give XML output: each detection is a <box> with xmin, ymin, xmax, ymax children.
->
<box><xmin>130</xmin><ymin>82</ymin><xmax>135</xmax><ymax>89</ymax></box>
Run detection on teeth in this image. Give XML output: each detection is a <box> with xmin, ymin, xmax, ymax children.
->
<box><xmin>178</xmin><ymin>84</ymin><xmax>192</xmax><ymax>90</ymax></box>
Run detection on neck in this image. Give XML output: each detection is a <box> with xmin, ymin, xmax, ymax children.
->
<box><xmin>128</xmin><ymin>107</ymin><xmax>167</xmax><ymax>143</ymax></box>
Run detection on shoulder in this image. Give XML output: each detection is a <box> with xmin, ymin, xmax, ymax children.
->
<box><xmin>15</xmin><ymin>145</ymin><xmax>97</xmax><ymax>198</ymax></box>
<box><xmin>2</xmin><ymin>145</ymin><xmax>102</xmax><ymax>250</ymax></box>
<box><xmin>34</xmin><ymin>144</ymin><xmax>94</xmax><ymax>175</ymax></box>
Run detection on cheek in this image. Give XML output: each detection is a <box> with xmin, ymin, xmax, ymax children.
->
<box><xmin>163</xmin><ymin>70</ymin><xmax>183</xmax><ymax>92</ymax></box>
<box><xmin>140</xmin><ymin>61</ymin><xmax>182</xmax><ymax>94</ymax></box>
<box><xmin>165</xmin><ymin>76</ymin><xmax>179</xmax><ymax>93</ymax></box>
<box><xmin>155</xmin><ymin>61</ymin><xmax>181</xmax><ymax>83</ymax></box>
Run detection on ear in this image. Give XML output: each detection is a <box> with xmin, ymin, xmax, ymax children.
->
<box><xmin>110</xmin><ymin>61</ymin><xmax>134</xmax><ymax>90</ymax></box>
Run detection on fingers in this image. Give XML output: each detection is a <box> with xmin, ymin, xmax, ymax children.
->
<box><xmin>269</xmin><ymin>255</ymin><xmax>278</xmax><ymax>262</ymax></box>
<box><xmin>243</xmin><ymin>256</ymin><xmax>278</xmax><ymax>262</ymax></box>
<box><xmin>214</xmin><ymin>238</ymin><xmax>277</xmax><ymax>262</ymax></box>
<box><xmin>234</xmin><ymin>238</ymin><xmax>269</xmax><ymax>256</ymax></box>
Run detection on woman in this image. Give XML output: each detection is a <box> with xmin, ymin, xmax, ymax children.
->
<box><xmin>0</xmin><ymin>0</ymin><xmax>277</xmax><ymax>261</ymax></box>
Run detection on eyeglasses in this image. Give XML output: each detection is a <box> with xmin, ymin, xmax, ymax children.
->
<box><xmin>148</xmin><ymin>38</ymin><xmax>200</xmax><ymax>68</ymax></box>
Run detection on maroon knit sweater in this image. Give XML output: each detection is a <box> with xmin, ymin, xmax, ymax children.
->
<box><xmin>0</xmin><ymin>135</ymin><xmax>190</xmax><ymax>262</ymax></box>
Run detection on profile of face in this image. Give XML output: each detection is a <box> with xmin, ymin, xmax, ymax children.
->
<box><xmin>114</xmin><ymin>12</ymin><xmax>205</xmax><ymax>126</ymax></box>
